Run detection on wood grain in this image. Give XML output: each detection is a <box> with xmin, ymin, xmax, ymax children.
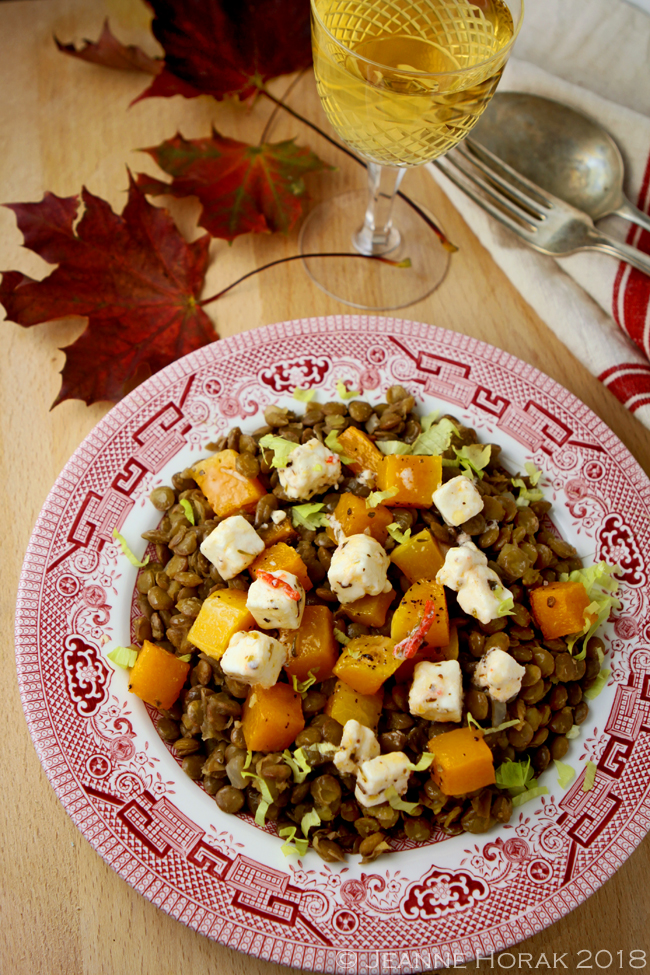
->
<box><xmin>0</xmin><ymin>2</ymin><xmax>648</xmax><ymax>973</ymax></box>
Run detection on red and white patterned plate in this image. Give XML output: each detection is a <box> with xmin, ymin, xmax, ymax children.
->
<box><xmin>15</xmin><ymin>316</ymin><xmax>650</xmax><ymax>973</ymax></box>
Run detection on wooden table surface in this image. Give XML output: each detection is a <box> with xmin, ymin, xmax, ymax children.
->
<box><xmin>1</xmin><ymin>1</ymin><xmax>648</xmax><ymax>973</ymax></box>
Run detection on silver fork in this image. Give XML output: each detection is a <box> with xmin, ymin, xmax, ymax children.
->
<box><xmin>434</xmin><ymin>140</ymin><xmax>650</xmax><ymax>277</ymax></box>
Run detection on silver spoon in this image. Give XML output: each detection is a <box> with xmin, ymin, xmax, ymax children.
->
<box><xmin>471</xmin><ymin>92</ymin><xmax>650</xmax><ymax>234</ymax></box>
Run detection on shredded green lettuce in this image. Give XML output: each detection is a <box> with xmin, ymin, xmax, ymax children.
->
<box><xmin>258</xmin><ymin>434</ymin><xmax>299</xmax><ymax>468</ymax></box>
<box><xmin>376</xmin><ymin>441</ymin><xmax>413</xmax><ymax>456</ymax></box>
<box><xmin>179</xmin><ymin>498</ymin><xmax>195</xmax><ymax>525</ymax></box>
<box><xmin>495</xmin><ymin>588</ymin><xmax>515</xmax><ymax>618</ymax></box>
<box><xmin>387</xmin><ymin>522</ymin><xmax>412</xmax><ymax>544</ymax></box>
<box><xmin>278</xmin><ymin>825</ymin><xmax>309</xmax><ymax>856</ymax></box>
<box><xmin>107</xmin><ymin>646</ymin><xmax>138</xmax><ymax>669</ymax></box>
<box><xmin>291</xmin><ymin>670</ymin><xmax>318</xmax><ymax>695</ymax></box>
<box><xmin>345</xmin><ymin>642</ymin><xmax>362</xmax><ymax>659</ymax></box>
<box><xmin>311</xmin><ymin>742</ymin><xmax>338</xmax><ymax>758</ymax></box>
<box><xmin>583</xmin><ymin>760</ymin><xmax>597</xmax><ymax>792</ymax></box>
<box><xmin>420</xmin><ymin>410</ymin><xmax>440</xmax><ymax>432</ymax></box>
<box><xmin>241</xmin><ymin>770</ymin><xmax>274</xmax><ymax>804</ymax></box>
<box><xmin>411</xmin><ymin>417</ymin><xmax>458</xmax><ymax>456</ymax></box>
<box><xmin>290</xmin><ymin>502</ymin><xmax>330</xmax><ymax>531</ymax></box>
<box><xmin>560</xmin><ymin>562</ymin><xmax>621</xmax><ymax>654</ymax></box>
<box><xmin>333</xmin><ymin>628</ymin><xmax>350</xmax><ymax>646</ymax></box>
<box><xmin>282</xmin><ymin>748</ymin><xmax>311</xmax><ymax>784</ymax></box>
<box><xmin>566</xmin><ymin>725</ymin><xmax>581</xmax><ymax>740</ymax></box>
<box><xmin>495</xmin><ymin>757</ymin><xmax>535</xmax><ymax>795</ymax></box>
<box><xmin>408</xmin><ymin>753</ymin><xmax>435</xmax><ymax>772</ymax></box>
<box><xmin>243</xmin><ymin>750</ymin><xmax>252</xmax><ymax>770</ymax></box>
<box><xmin>455</xmin><ymin>444</ymin><xmax>491</xmax><ymax>479</ymax></box>
<box><xmin>177</xmin><ymin>653</ymin><xmax>192</xmax><ymax>662</ymax></box>
<box><xmin>511</xmin><ymin>785</ymin><xmax>549</xmax><ymax>807</ymax></box>
<box><xmin>293</xmin><ymin>387</ymin><xmax>315</xmax><ymax>402</ymax></box>
<box><xmin>112</xmin><ymin>528</ymin><xmax>150</xmax><ymax>568</ymax></box>
<box><xmin>255</xmin><ymin>799</ymin><xmax>270</xmax><ymax>826</ymax></box>
<box><xmin>525</xmin><ymin>461</ymin><xmax>543</xmax><ymax>486</ymax></box>
<box><xmin>484</xmin><ymin>718</ymin><xmax>520</xmax><ymax>734</ymax></box>
<box><xmin>336</xmin><ymin>380</ymin><xmax>360</xmax><ymax>400</ymax></box>
<box><xmin>366</xmin><ymin>487</ymin><xmax>399</xmax><ymax>508</ymax></box>
<box><xmin>554</xmin><ymin>760</ymin><xmax>576</xmax><ymax>789</ymax></box>
<box><xmin>584</xmin><ymin>668</ymin><xmax>611</xmax><ymax>700</ymax></box>
<box><xmin>466</xmin><ymin>712</ymin><xmax>482</xmax><ymax>730</ymax></box>
<box><xmin>511</xmin><ymin>478</ymin><xmax>545</xmax><ymax>507</ymax></box>
<box><xmin>324</xmin><ymin>429</ymin><xmax>353</xmax><ymax>464</ymax></box>
<box><xmin>385</xmin><ymin>786</ymin><xmax>421</xmax><ymax>814</ymax></box>
<box><xmin>301</xmin><ymin>808</ymin><xmax>321</xmax><ymax>837</ymax></box>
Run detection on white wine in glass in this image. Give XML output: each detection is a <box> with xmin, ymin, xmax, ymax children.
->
<box><xmin>301</xmin><ymin>0</ymin><xmax>523</xmax><ymax>309</ymax></box>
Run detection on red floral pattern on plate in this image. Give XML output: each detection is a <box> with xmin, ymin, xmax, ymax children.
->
<box><xmin>14</xmin><ymin>316</ymin><xmax>650</xmax><ymax>972</ymax></box>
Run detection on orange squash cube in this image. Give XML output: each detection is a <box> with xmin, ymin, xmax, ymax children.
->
<box><xmin>241</xmin><ymin>683</ymin><xmax>305</xmax><ymax>752</ymax></box>
<box><xmin>325</xmin><ymin>679</ymin><xmax>383</xmax><ymax>730</ymax></box>
<box><xmin>128</xmin><ymin>640</ymin><xmax>190</xmax><ymax>710</ymax></box>
<box><xmin>258</xmin><ymin>518</ymin><xmax>297</xmax><ymax>548</ymax></box>
<box><xmin>187</xmin><ymin>589</ymin><xmax>255</xmax><ymax>660</ymax></box>
<box><xmin>394</xmin><ymin>625</ymin><xmax>459</xmax><ymax>683</ymax></box>
<box><xmin>427</xmin><ymin>727</ymin><xmax>496</xmax><ymax>797</ymax></box>
<box><xmin>390</xmin><ymin>528</ymin><xmax>445</xmax><ymax>583</ymax></box>
<box><xmin>281</xmin><ymin>605</ymin><xmax>339</xmax><ymax>682</ymax></box>
<box><xmin>391</xmin><ymin>580</ymin><xmax>450</xmax><ymax>648</ymax></box>
<box><xmin>333</xmin><ymin>635</ymin><xmax>401</xmax><ymax>696</ymax></box>
<box><xmin>337</xmin><ymin>426</ymin><xmax>383</xmax><ymax>476</ymax></box>
<box><xmin>326</xmin><ymin>492</ymin><xmax>394</xmax><ymax>545</ymax></box>
<box><xmin>530</xmin><ymin>580</ymin><xmax>595</xmax><ymax>640</ymax></box>
<box><xmin>192</xmin><ymin>449</ymin><xmax>266</xmax><ymax>518</ymax></box>
<box><xmin>250</xmin><ymin>541</ymin><xmax>313</xmax><ymax>592</ymax></box>
<box><xmin>342</xmin><ymin>589</ymin><xmax>396</xmax><ymax>628</ymax></box>
<box><xmin>377</xmin><ymin>455</ymin><xmax>442</xmax><ymax>507</ymax></box>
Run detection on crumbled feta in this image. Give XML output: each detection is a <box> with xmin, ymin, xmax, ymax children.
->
<box><xmin>357</xmin><ymin>469</ymin><xmax>376</xmax><ymax>489</ymax></box>
<box><xmin>221</xmin><ymin>630</ymin><xmax>287</xmax><ymax>688</ymax></box>
<box><xmin>278</xmin><ymin>439</ymin><xmax>341</xmax><ymax>500</ymax></box>
<box><xmin>271</xmin><ymin>509</ymin><xmax>287</xmax><ymax>524</ymax></box>
<box><xmin>246</xmin><ymin>569</ymin><xmax>305</xmax><ymax>630</ymax></box>
<box><xmin>409</xmin><ymin>659</ymin><xmax>463</xmax><ymax>722</ymax></box>
<box><xmin>328</xmin><ymin>533</ymin><xmax>391</xmax><ymax>604</ymax></box>
<box><xmin>200</xmin><ymin>515</ymin><xmax>264</xmax><ymax>580</ymax></box>
<box><xmin>355</xmin><ymin>752</ymin><xmax>411</xmax><ymax>807</ymax></box>
<box><xmin>334</xmin><ymin>719</ymin><xmax>380</xmax><ymax>775</ymax></box>
<box><xmin>456</xmin><ymin>565</ymin><xmax>513</xmax><ymax>625</ymax></box>
<box><xmin>473</xmin><ymin>647</ymin><xmax>526</xmax><ymax>703</ymax></box>
<box><xmin>436</xmin><ymin>540</ymin><xmax>487</xmax><ymax>591</ymax></box>
<box><xmin>432</xmin><ymin>475</ymin><xmax>484</xmax><ymax>526</ymax></box>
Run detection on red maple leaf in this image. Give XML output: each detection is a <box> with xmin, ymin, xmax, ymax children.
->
<box><xmin>136</xmin><ymin>129</ymin><xmax>332</xmax><ymax>241</ymax></box>
<box><xmin>0</xmin><ymin>176</ymin><xmax>216</xmax><ymax>406</ymax></box>
<box><xmin>136</xmin><ymin>0</ymin><xmax>313</xmax><ymax>102</ymax></box>
<box><xmin>55</xmin><ymin>18</ymin><xmax>163</xmax><ymax>75</ymax></box>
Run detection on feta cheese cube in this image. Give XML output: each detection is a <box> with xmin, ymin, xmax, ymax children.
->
<box><xmin>409</xmin><ymin>660</ymin><xmax>463</xmax><ymax>722</ymax></box>
<box><xmin>334</xmin><ymin>719</ymin><xmax>380</xmax><ymax>775</ymax></box>
<box><xmin>200</xmin><ymin>515</ymin><xmax>264</xmax><ymax>580</ymax></box>
<box><xmin>246</xmin><ymin>569</ymin><xmax>305</xmax><ymax>630</ymax></box>
<box><xmin>432</xmin><ymin>475</ymin><xmax>484</xmax><ymax>526</ymax></box>
<box><xmin>456</xmin><ymin>565</ymin><xmax>513</xmax><ymax>625</ymax></box>
<box><xmin>436</xmin><ymin>540</ymin><xmax>487</xmax><ymax>591</ymax></box>
<box><xmin>221</xmin><ymin>630</ymin><xmax>287</xmax><ymax>688</ymax></box>
<box><xmin>355</xmin><ymin>752</ymin><xmax>412</xmax><ymax>808</ymax></box>
<box><xmin>328</xmin><ymin>533</ymin><xmax>391</xmax><ymax>604</ymax></box>
<box><xmin>271</xmin><ymin>509</ymin><xmax>286</xmax><ymax>524</ymax></box>
<box><xmin>473</xmin><ymin>647</ymin><xmax>526</xmax><ymax>703</ymax></box>
<box><xmin>278</xmin><ymin>439</ymin><xmax>341</xmax><ymax>500</ymax></box>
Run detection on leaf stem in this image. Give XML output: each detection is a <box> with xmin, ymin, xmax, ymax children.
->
<box><xmin>198</xmin><ymin>251</ymin><xmax>411</xmax><ymax>306</ymax></box>
<box><xmin>259</xmin><ymin>69</ymin><xmax>309</xmax><ymax>145</ymax></box>
<box><xmin>260</xmin><ymin>87</ymin><xmax>458</xmax><ymax>253</ymax></box>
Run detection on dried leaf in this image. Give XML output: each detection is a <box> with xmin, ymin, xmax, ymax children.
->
<box><xmin>1</xmin><ymin>175</ymin><xmax>215</xmax><ymax>406</ymax></box>
<box><xmin>55</xmin><ymin>18</ymin><xmax>162</xmax><ymax>75</ymax></box>
<box><xmin>137</xmin><ymin>129</ymin><xmax>331</xmax><ymax>241</ymax></box>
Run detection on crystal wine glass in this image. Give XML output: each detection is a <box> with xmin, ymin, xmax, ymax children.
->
<box><xmin>301</xmin><ymin>0</ymin><xmax>524</xmax><ymax>309</ymax></box>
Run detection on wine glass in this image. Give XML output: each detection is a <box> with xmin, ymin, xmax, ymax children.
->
<box><xmin>301</xmin><ymin>0</ymin><xmax>524</xmax><ymax>310</ymax></box>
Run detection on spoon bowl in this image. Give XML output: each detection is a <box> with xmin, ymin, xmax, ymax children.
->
<box><xmin>471</xmin><ymin>92</ymin><xmax>650</xmax><ymax>232</ymax></box>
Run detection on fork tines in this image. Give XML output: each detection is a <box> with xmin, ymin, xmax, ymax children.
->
<box><xmin>434</xmin><ymin>139</ymin><xmax>554</xmax><ymax>237</ymax></box>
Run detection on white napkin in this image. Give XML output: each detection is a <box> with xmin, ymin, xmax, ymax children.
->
<box><xmin>428</xmin><ymin>0</ymin><xmax>650</xmax><ymax>429</ymax></box>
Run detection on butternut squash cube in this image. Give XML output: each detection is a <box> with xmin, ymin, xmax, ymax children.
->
<box><xmin>187</xmin><ymin>588</ymin><xmax>255</xmax><ymax>660</ymax></box>
<box><xmin>326</xmin><ymin>492</ymin><xmax>393</xmax><ymax>545</ymax></box>
<box><xmin>281</xmin><ymin>605</ymin><xmax>339</xmax><ymax>682</ymax></box>
<box><xmin>337</xmin><ymin>426</ymin><xmax>383</xmax><ymax>475</ymax></box>
<box><xmin>333</xmin><ymin>635</ymin><xmax>400</xmax><ymax>696</ymax></box>
<box><xmin>241</xmin><ymin>682</ymin><xmax>305</xmax><ymax>752</ymax></box>
<box><xmin>390</xmin><ymin>528</ymin><xmax>445</xmax><ymax>583</ymax></box>
<box><xmin>192</xmin><ymin>449</ymin><xmax>266</xmax><ymax>518</ymax></box>
<box><xmin>250</xmin><ymin>541</ymin><xmax>313</xmax><ymax>592</ymax></box>
<box><xmin>377</xmin><ymin>455</ymin><xmax>442</xmax><ymax>507</ymax></box>
<box><xmin>325</xmin><ymin>679</ymin><xmax>383</xmax><ymax>730</ymax></box>
<box><xmin>391</xmin><ymin>580</ymin><xmax>450</xmax><ymax>648</ymax></box>
<box><xmin>530</xmin><ymin>580</ymin><xmax>594</xmax><ymax>640</ymax></box>
<box><xmin>128</xmin><ymin>640</ymin><xmax>190</xmax><ymax>710</ymax></box>
<box><xmin>394</xmin><ymin>625</ymin><xmax>459</xmax><ymax>683</ymax></box>
<box><xmin>258</xmin><ymin>518</ymin><xmax>297</xmax><ymax>548</ymax></box>
<box><xmin>342</xmin><ymin>589</ymin><xmax>396</xmax><ymax>628</ymax></box>
<box><xmin>427</xmin><ymin>727</ymin><xmax>496</xmax><ymax>796</ymax></box>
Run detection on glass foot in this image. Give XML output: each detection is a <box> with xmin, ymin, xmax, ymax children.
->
<box><xmin>299</xmin><ymin>189</ymin><xmax>451</xmax><ymax>311</ymax></box>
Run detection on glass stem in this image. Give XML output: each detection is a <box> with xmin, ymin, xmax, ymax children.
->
<box><xmin>353</xmin><ymin>162</ymin><xmax>407</xmax><ymax>256</ymax></box>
